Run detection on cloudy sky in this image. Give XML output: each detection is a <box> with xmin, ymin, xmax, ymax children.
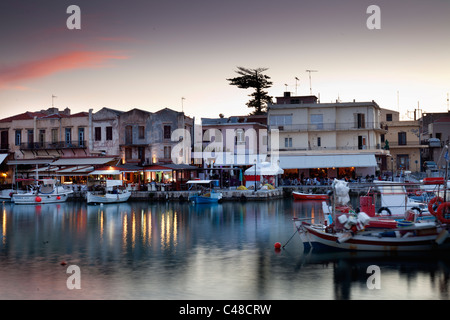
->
<box><xmin>0</xmin><ymin>0</ymin><xmax>449</xmax><ymax>121</ymax></box>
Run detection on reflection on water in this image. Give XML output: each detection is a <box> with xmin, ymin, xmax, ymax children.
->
<box><xmin>0</xmin><ymin>199</ymin><xmax>449</xmax><ymax>300</ymax></box>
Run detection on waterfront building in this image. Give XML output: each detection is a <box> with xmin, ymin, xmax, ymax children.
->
<box><xmin>419</xmin><ymin>111</ymin><xmax>450</xmax><ymax>172</ymax></box>
<box><xmin>118</xmin><ymin>107</ymin><xmax>194</xmax><ymax>166</ymax></box>
<box><xmin>91</xmin><ymin>107</ymin><xmax>124</xmax><ymax>158</ymax></box>
<box><xmin>199</xmin><ymin>114</ymin><xmax>268</xmax><ymax>186</ymax></box>
<box><xmin>0</xmin><ymin>108</ymin><xmax>94</xmax><ymax>183</ymax></box>
<box><xmin>379</xmin><ymin>108</ymin><xmax>426</xmax><ymax>175</ymax></box>
<box><xmin>268</xmin><ymin>92</ymin><xmax>389</xmax><ymax>181</ymax></box>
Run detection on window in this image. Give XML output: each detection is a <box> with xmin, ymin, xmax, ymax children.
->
<box><xmin>284</xmin><ymin>137</ymin><xmax>292</xmax><ymax>148</ymax></box>
<box><xmin>39</xmin><ymin>130</ymin><xmax>45</xmax><ymax>146</ymax></box>
<box><xmin>65</xmin><ymin>128</ymin><xmax>71</xmax><ymax>144</ymax></box>
<box><xmin>51</xmin><ymin>129</ymin><xmax>58</xmax><ymax>144</ymax></box>
<box><xmin>386</xmin><ymin>114</ymin><xmax>393</xmax><ymax>121</ymax></box>
<box><xmin>15</xmin><ymin>130</ymin><xmax>21</xmax><ymax>146</ymax></box>
<box><xmin>78</xmin><ymin>128</ymin><xmax>85</xmax><ymax>147</ymax></box>
<box><xmin>317</xmin><ymin>137</ymin><xmax>321</xmax><ymax>147</ymax></box>
<box><xmin>398</xmin><ymin>132</ymin><xmax>407</xmax><ymax>145</ymax></box>
<box><xmin>125</xmin><ymin>147</ymin><xmax>132</xmax><ymax>160</ymax></box>
<box><xmin>139</xmin><ymin>126</ymin><xmax>145</xmax><ymax>139</ymax></box>
<box><xmin>95</xmin><ymin>127</ymin><xmax>101</xmax><ymax>141</ymax></box>
<box><xmin>397</xmin><ymin>154</ymin><xmax>409</xmax><ymax>170</ymax></box>
<box><xmin>164</xmin><ymin>146</ymin><xmax>172</xmax><ymax>159</ymax></box>
<box><xmin>355</xmin><ymin>113</ymin><xmax>366</xmax><ymax>128</ymax></box>
<box><xmin>358</xmin><ymin>136</ymin><xmax>367</xmax><ymax>150</ymax></box>
<box><xmin>106</xmin><ymin>127</ymin><xmax>113</xmax><ymax>141</ymax></box>
<box><xmin>380</xmin><ymin>134</ymin><xmax>385</xmax><ymax>143</ymax></box>
<box><xmin>163</xmin><ymin>125</ymin><xmax>171</xmax><ymax>139</ymax></box>
<box><xmin>236</xmin><ymin>129</ymin><xmax>244</xmax><ymax>144</ymax></box>
<box><xmin>125</xmin><ymin>126</ymin><xmax>132</xmax><ymax>144</ymax></box>
<box><xmin>269</xmin><ymin>115</ymin><xmax>292</xmax><ymax>126</ymax></box>
<box><xmin>27</xmin><ymin>129</ymin><xmax>34</xmax><ymax>148</ymax></box>
<box><xmin>310</xmin><ymin>114</ymin><xmax>323</xmax><ymax>129</ymax></box>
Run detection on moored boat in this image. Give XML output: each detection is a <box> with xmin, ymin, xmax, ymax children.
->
<box><xmin>187</xmin><ymin>180</ymin><xmax>223</xmax><ymax>204</ymax></box>
<box><xmin>86</xmin><ymin>190</ymin><xmax>131</xmax><ymax>204</ymax></box>
<box><xmin>293</xmin><ymin>179</ymin><xmax>450</xmax><ymax>252</ymax></box>
<box><xmin>86</xmin><ymin>179</ymin><xmax>131</xmax><ymax>204</ymax></box>
<box><xmin>293</xmin><ymin>191</ymin><xmax>328</xmax><ymax>201</ymax></box>
<box><xmin>12</xmin><ymin>179</ymin><xmax>73</xmax><ymax>204</ymax></box>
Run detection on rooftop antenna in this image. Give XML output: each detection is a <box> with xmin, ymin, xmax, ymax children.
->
<box><xmin>52</xmin><ymin>95</ymin><xmax>57</xmax><ymax>107</ymax></box>
<box><xmin>306</xmin><ymin>70</ymin><xmax>318</xmax><ymax>95</ymax></box>
<box><xmin>284</xmin><ymin>84</ymin><xmax>288</xmax><ymax>93</ymax></box>
<box><xmin>295</xmin><ymin>77</ymin><xmax>299</xmax><ymax>95</ymax></box>
<box><xmin>181</xmin><ymin>97</ymin><xmax>185</xmax><ymax>113</ymax></box>
<box><xmin>397</xmin><ymin>91</ymin><xmax>400</xmax><ymax>112</ymax></box>
<box><xmin>447</xmin><ymin>92</ymin><xmax>449</xmax><ymax>112</ymax></box>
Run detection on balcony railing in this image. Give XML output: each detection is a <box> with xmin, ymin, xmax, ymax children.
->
<box><xmin>278</xmin><ymin>145</ymin><xmax>385</xmax><ymax>152</ymax></box>
<box><xmin>19</xmin><ymin>140</ymin><xmax>87</xmax><ymax>150</ymax></box>
<box><xmin>268</xmin><ymin>122</ymin><xmax>385</xmax><ymax>132</ymax></box>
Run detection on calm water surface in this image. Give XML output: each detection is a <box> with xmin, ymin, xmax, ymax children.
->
<box><xmin>0</xmin><ymin>199</ymin><xmax>449</xmax><ymax>300</ymax></box>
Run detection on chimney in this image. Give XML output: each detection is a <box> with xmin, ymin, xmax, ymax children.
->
<box><xmin>284</xmin><ymin>92</ymin><xmax>291</xmax><ymax>98</ymax></box>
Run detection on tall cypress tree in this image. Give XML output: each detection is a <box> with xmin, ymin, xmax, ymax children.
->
<box><xmin>227</xmin><ymin>67</ymin><xmax>273</xmax><ymax>115</ymax></box>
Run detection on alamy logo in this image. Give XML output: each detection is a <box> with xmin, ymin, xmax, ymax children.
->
<box><xmin>366</xmin><ymin>5</ymin><xmax>381</xmax><ymax>30</ymax></box>
<box><xmin>366</xmin><ymin>265</ymin><xmax>381</xmax><ymax>289</ymax></box>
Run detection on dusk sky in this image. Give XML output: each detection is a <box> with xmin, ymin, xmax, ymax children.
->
<box><xmin>0</xmin><ymin>0</ymin><xmax>449</xmax><ymax>121</ymax></box>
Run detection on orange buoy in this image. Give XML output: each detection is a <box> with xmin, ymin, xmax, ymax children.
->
<box><xmin>60</xmin><ymin>261</ymin><xmax>67</xmax><ymax>266</ymax></box>
<box><xmin>56</xmin><ymin>196</ymin><xmax>61</xmax><ymax>200</ymax></box>
<box><xmin>274</xmin><ymin>242</ymin><xmax>282</xmax><ymax>249</ymax></box>
<box><xmin>35</xmin><ymin>196</ymin><xmax>42</xmax><ymax>203</ymax></box>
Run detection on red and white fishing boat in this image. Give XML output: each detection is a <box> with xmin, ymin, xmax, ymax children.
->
<box><xmin>293</xmin><ymin>191</ymin><xmax>328</xmax><ymax>201</ymax></box>
<box><xmin>293</xmin><ymin>179</ymin><xmax>450</xmax><ymax>252</ymax></box>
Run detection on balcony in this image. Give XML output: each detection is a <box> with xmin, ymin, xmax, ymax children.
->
<box><xmin>19</xmin><ymin>140</ymin><xmax>87</xmax><ymax>150</ymax></box>
<box><xmin>268</xmin><ymin>122</ymin><xmax>386</xmax><ymax>132</ymax></box>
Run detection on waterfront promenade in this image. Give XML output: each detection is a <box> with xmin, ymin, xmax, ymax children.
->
<box><xmin>67</xmin><ymin>182</ymin><xmax>375</xmax><ymax>202</ymax></box>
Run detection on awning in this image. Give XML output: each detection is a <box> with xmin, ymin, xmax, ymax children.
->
<box><xmin>279</xmin><ymin>154</ymin><xmax>377</xmax><ymax>169</ymax></box>
<box><xmin>51</xmin><ymin>157</ymin><xmax>117</xmax><ymax>166</ymax></box>
<box><xmin>244</xmin><ymin>162</ymin><xmax>284</xmax><ymax>175</ymax></box>
<box><xmin>89</xmin><ymin>169</ymin><xmax>121</xmax><ymax>175</ymax></box>
<box><xmin>143</xmin><ymin>165</ymin><xmax>173</xmax><ymax>172</ymax></box>
<box><xmin>0</xmin><ymin>154</ymin><xmax>8</xmax><ymax>165</ymax></box>
<box><xmin>206</xmin><ymin>152</ymin><xmax>267</xmax><ymax>166</ymax></box>
<box><xmin>56</xmin><ymin>166</ymin><xmax>94</xmax><ymax>176</ymax></box>
<box><xmin>7</xmin><ymin>159</ymin><xmax>54</xmax><ymax>165</ymax></box>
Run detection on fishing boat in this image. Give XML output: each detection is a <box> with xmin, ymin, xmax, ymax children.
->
<box><xmin>187</xmin><ymin>180</ymin><xmax>223</xmax><ymax>204</ymax></box>
<box><xmin>293</xmin><ymin>179</ymin><xmax>450</xmax><ymax>252</ymax></box>
<box><xmin>86</xmin><ymin>180</ymin><xmax>131</xmax><ymax>204</ymax></box>
<box><xmin>86</xmin><ymin>190</ymin><xmax>131</xmax><ymax>204</ymax></box>
<box><xmin>293</xmin><ymin>191</ymin><xmax>328</xmax><ymax>201</ymax></box>
<box><xmin>12</xmin><ymin>179</ymin><xmax>73</xmax><ymax>204</ymax></box>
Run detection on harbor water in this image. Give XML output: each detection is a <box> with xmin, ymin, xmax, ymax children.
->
<box><xmin>0</xmin><ymin>198</ymin><xmax>449</xmax><ymax>300</ymax></box>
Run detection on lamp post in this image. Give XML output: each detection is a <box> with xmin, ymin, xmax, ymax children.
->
<box><xmin>391</xmin><ymin>157</ymin><xmax>394</xmax><ymax>181</ymax></box>
<box><xmin>254</xmin><ymin>159</ymin><xmax>257</xmax><ymax>190</ymax></box>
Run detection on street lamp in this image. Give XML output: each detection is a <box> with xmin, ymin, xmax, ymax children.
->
<box><xmin>391</xmin><ymin>157</ymin><xmax>394</xmax><ymax>181</ymax></box>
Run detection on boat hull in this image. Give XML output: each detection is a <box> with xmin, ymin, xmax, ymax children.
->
<box><xmin>298</xmin><ymin>222</ymin><xmax>450</xmax><ymax>252</ymax></box>
<box><xmin>12</xmin><ymin>192</ymin><xmax>72</xmax><ymax>204</ymax></box>
<box><xmin>189</xmin><ymin>195</ymin><xmax>221</xmax><ymax>204</ymax></box>
<box><xmin>293</xmin><ymin>191</ymin><xmax>328</xmax><ymax>201</ymax></box>
<box><xmin>86</xmin><ymin>191</ymin><xmax>131</xmax><ymax>204</ymax></box>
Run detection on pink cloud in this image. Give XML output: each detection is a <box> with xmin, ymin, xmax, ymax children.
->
<box><xmin>0</xmin><ymin>50</ymin><xmax>128</xmax><ymax>90</ymax></box>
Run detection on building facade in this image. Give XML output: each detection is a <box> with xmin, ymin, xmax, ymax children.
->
<box><xmin>379</xmin><ymin>108</ymin><xmax>426</xmax><ymax>174</ymax></box>
<box><xmin>268</xmin><ymin>93</ymin><xmax>389</xmax><ymax>180</ymax></box>
<box><xmin>118</xmin><ymin>107</ymin><xmax>194</xmax><ymax>166</ymax></box>
<box><xmin>419</xmin><ymin>111</ymin><xmax>450</xmax><ymax>170</ymax></box>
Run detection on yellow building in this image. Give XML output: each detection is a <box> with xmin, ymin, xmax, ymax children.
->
<box><xmin>379</xmin><ymin>108</ymin><xmax>427</xmax><ymax>174</ymax></box>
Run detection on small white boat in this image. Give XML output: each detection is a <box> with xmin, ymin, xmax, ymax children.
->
<box><xmin>187</xmin><ymin>180</ymin><xmax>223</xmax><ymax>204</ymax></box>
<box><xmin>86</xmin><ymin>179</ymin><xmax>131</xmax><ymax>204</ymax></box>
<box><xmin>12</xmin><ymin>179</ymin><xmax>73</xmax><ymax>204</ymax></box>
<box><xmin>86</xmin><ymin>190</ymin><xmax>131</xmax><ymax>204</ymax></box>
